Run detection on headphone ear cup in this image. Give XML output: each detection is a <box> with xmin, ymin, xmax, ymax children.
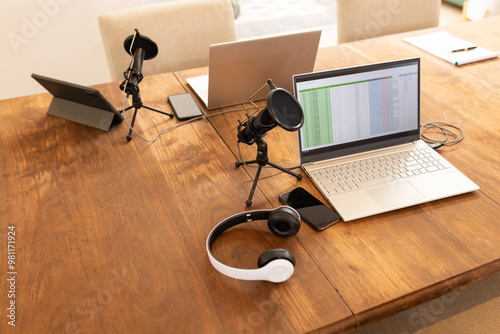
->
<box><xmin>267</xmin><ymin>206</ymin><xmax>300</xmax><ymax>237</ymax></box>
<box><xmin>257</xmin><ymin>248</ymin><xmax>296</xmax><ymax>268</ymax></box>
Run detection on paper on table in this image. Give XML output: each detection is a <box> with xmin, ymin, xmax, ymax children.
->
<box><xmin>403</xmin><ymin>31</ymin><xmax>500</xmax><ymax>66</ymax></box>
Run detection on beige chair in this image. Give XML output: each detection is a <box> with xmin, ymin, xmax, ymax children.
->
<box><xmin>337</xmin><ymin>0</ymin><xmax>441</xmax><ymax>44</ymax></box>
<box><xmin>98</xmin><ymin>0</ymin><xmax>237</xmax><ymax>82</ymax></box>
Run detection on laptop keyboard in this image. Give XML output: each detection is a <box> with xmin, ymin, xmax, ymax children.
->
<box><xmin>311</xmin><ymin>147</ymin><xmax>449</xmax><ymax>195</ymax></box>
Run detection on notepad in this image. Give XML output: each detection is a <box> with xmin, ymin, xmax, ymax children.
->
<box><xmin>404</xmin><ymin>31</ymin><xmax>499</xmax><ymax>66</ymax></box>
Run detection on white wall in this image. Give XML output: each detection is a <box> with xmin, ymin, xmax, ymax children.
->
<box><xmin>0</xmin><ymin>0</ymin><xmax>142</xmax><ymax>100</ymax></box>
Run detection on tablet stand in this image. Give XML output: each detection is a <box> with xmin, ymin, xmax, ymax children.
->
<box><xmin>235</xmin><ymin>137</ymin><xmax>302</xmax><ymax>206</ymax></box>
<box><xmin>47</xmin><ymin>96</ymin><xmax>121</xmax><ymax>131</ymax></box>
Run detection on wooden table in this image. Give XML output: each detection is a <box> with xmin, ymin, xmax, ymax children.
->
<box><xmin>1</xmin><ymin>16</ymin><xmax>499</xmax><ymax>334</ymax></box>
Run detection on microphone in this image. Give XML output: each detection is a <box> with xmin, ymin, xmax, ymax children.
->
<box><xmin>237</xmin><ymin>79</ymin><xmax>304</xmax><ymax>145</ymax></box>
<box><xmin>235</xmin><ymin>79</ymin><xmax>305</xmax><ymax>206</ymax></box>
<box><xmin>120</xmin><ymin>29</ymin><xmax>158</xmax><ymax>95</ymax></box>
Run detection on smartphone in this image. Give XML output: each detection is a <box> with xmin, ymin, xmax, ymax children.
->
<box><xmin>168</xmin><ymin>93</ymin><xmax>203</xmax><ymax>120</ymax></box>
<box><xmin>279</xmin><ymin>187</ymin><xmax>341</xmax><ymax>231</ymax></box>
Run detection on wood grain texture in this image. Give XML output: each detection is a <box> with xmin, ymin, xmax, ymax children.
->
<box><xmin>0</xmin><ymin>73</ymin><xmax>353</xmax><ymax>333</ymax></box>
<box><xmin>176</xmin><ymin>16</ymin><xmax>500</xmax><ymax>332</ymax></box>
<box><xmin>2</xmin><ymin>17</ymin><xmax>500</xmax><ymax>334</ymax></box>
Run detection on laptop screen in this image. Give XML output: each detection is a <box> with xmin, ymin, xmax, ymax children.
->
<box><xmin>294</xmin><ymin>58</ymin><xmax>420</xmax><ymax>164</ymax></box>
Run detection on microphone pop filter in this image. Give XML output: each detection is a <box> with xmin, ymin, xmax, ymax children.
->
<box><xmin>267</xmin><ymin>89</ymin><xmax>304</xmax><ymax>131</ymax></box>
<box><xmin>124</xmin><ymin>33</ymin><xmax>158</xmax><ymax>60</ymax></box>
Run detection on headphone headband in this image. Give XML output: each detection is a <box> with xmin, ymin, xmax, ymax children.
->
<box><xmin>206</xmin><ymin>207</ymin><xmax>300</xmax><ymax>283</ymax></box>
<box><xmin>207</xmin><ymin>210</ymin><xmax>273</xmax><ymax>248</ymax></box>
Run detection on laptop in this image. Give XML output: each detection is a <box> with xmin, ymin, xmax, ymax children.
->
<box><xmin>32</xmin><ymin>73</ymin><xmax>122</xmax><ymax>131</ymax></box>
<box><xmin>293</xmin><ymin>58</ymin><xmax>479</xmax><ymax>221</ymax></box>
<box><xmin>187</xmin><ymin>30</ymin><xmax>322</xmax><ymax>110</ymax></box>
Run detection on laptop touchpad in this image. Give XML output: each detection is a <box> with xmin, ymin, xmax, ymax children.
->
<box><xmin>367</xmin><ymin>181</ymin><xmax>425</xmax><ymax>209</ymax></box>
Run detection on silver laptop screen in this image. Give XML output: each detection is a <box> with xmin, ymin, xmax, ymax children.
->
<box><xmin>294</xmin><ymin>58</ymin><xmax>420</xmax><ymax>164</ymax></box>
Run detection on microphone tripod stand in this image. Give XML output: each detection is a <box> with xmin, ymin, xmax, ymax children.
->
<box><xmin>121</xmin><ymin>81</ymin><xmax>174</xmax><ymax>141</ymax></box>
<box><xmin>235</xmin><ymin>136</ymin><xmax>302</xmax><ymax>207</ymax></box>
<box><xmin>234</xmin><ymin>79</ymin><xmax>304</xmax><ymax>206</ymax></box>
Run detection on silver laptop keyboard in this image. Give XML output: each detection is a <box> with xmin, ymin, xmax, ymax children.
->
<box><xmin>311</xmin><ymin>146</ymin><xmax>449</xmax><ymax>195</ymax></box>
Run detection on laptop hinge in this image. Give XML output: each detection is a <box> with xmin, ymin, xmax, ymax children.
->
<box><xmin>309</xmin><ymin>141</ymin><xmax>419</xmax><ymax>165</ymax></box>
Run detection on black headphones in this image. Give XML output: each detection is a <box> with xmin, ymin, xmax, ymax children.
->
<box><xmin>206</xmin><ymin>206</ymin><xmax>301</xmax><ymax>283</ymax></box>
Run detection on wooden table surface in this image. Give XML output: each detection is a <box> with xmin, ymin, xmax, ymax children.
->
<box><xmin>1</xmin><ymin>16</ymin><xmax>499</xmax><ymax>334</ymax></box>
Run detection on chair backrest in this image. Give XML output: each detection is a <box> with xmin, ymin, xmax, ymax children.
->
<box><xmin>98</xmin><ymin>0</ymin><xmax>237</xmax><ymax>81</ymax></box>
<box><xmin>337</xmin><ymin>0</ymin><xmax>441</xmax><ymax>44</ymax></box>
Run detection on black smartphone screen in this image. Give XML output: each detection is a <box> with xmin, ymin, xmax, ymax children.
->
<box><xmin>168</xmin><ymin>93</ymin><xmax>203</xmax><ymax>120</ymax></box>
<box><xmin>279</xmin><ymin>187</ymin><xmax>341</xmax><ymax>231</ymax></box>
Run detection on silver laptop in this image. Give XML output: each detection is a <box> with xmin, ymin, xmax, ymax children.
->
<box><xmin>293</xmin><ymin>58</ymin><xmax>479</xmax><ymax>221</ymax></box>
<box><xmin>187</xmin><ymin>30</ymin><xmax>322</xmax><ymax>110</ymax></box>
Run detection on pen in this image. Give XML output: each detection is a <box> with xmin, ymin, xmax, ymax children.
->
<box><xmin>450</xmin><ymin>46</ymin><xmax>477</xmax><ymax>53</ymax></box>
